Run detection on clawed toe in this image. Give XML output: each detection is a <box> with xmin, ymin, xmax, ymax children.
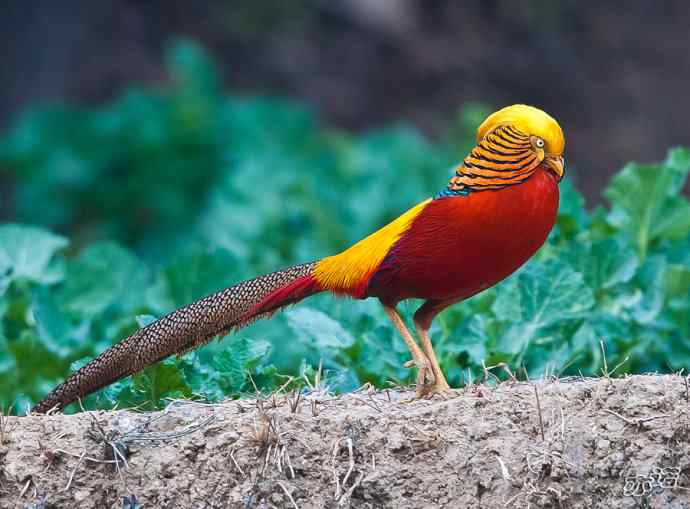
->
<box><xmin>416</xmin><ymin>382</ymin><xmax>455</xmax><ymax>399</ymax></box>
<box><xmin>404</xmin><ymin>356</ymin><xmax>436</xmax><ymax>387</ymax></box>
<box><xmin>383</xmin><ymin>303</ymin><xmax>454</xmax><ymax>401</ymax></box>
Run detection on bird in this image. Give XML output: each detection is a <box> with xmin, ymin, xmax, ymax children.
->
<box><xmin>33</xmin><ymin>104</ymin><xmax>565</xmax><ymax>413</ymax></box>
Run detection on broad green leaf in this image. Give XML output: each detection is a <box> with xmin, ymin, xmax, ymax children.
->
<box><xmin>0</xmin><ymin>334</ymin><xmax>13</xmax><ymax>381</ymax></box>
<box><xmin>605</xmin><ymin>148</ymin><xmax>690</xmax><ymax>258</ymax></box>
<box><xmin>563</xmin><ymin>237</ymin><xmax>638</xmax><ymax>292</ymax></box>
<box><xmin>348</xmin><ymin>324</ymin><xmax>411</xmax><ymax>385</ymax></box>
<box><xmin>32</xmin><ymin>289</ymin><xmax>89</xmax><ymax>357</ymax></box>
<box><xmin>664</xmin><ymin>264</ymin><xmax>690</xmax><ymax>298</ymax></box>
<box><xmin>148</xmin><ymin>248</ymin><xmax>242</xmax><ymax>312</ymax></box>
<box><xmin>175</xmin><ymin>353</ymin><xmax>216</xmax><ymax>397</ymax></box>
<box><xmin>495</xmin><ymin>323</ymin><xmax>534</xmax><ymax>356</ymax></box>
<box><xmin>514</xmin><ymin>259</ymin><xmax>594</xmax><ymax>326</ymax></box>
<box><xmin>570</xmin><ymin>322</ymin><xmax>599</xmax><ymax>361</ymax></box>
<box><xmin>491</xmin><ymin>278</ymin><xmax>522</xmax><ymax>322</ymax></box>
<box><xmin>212</xmin><ymin>337</ymin><xmax>271</xmax><ymax>392</ymax></box>
<box><xmin>556</xmin><ymin>179</ymin><xmax>589</xmax><ymax>238</ymax></box>
<box><xmin>624</xmin><ymin>255</ymin><xmax>666</xmax><ymax>324</ymax></box>
<box><xmin>56</xmin><ymin>242</ymin><xmax>149</xmax><ymax>316</ymax></box>
<box><xmin>0</xmin><ymin>224</ymin><xmax>67</xmax><ymax>293</ymax></box>
<box><xmin>132</xmin><ymin>359</ymin><xmax>192</xmax><ymax>408</ymax></box>
<box><xmin>445</xmin><ymin>315</ymin><xmax>490</xmax><ymax>365</ymax></box>
<box><xmin>3</xmin><ymin>330</ymin><xmax>69</xmax><ymax>406</ymax></box>
<box><xmin>495</xmin><ymin>260</ymin><xmax>594</xmax><ymax>355</ymax></box>
<box><xmin>286</xmin><ymin>307</ymin><xmax>355</xmax><ymax>349</ymax></box>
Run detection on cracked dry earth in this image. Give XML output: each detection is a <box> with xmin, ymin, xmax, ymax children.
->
<box><xmin>1</xmin><ymin>375</ymin><xmax>690</xmax><ymax>508</ymax></box>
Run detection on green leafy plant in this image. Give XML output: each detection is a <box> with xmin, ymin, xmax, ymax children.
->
<box><xmin>1</xmin><ymin>40</ymin><xmax>688</xmax><ymax>413</ymax></box>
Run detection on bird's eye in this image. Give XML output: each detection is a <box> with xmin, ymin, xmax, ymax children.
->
<box><xmin>535</xmin><ymin>138</ymin><xmax>545</xmax><ymax>148</ymax></box>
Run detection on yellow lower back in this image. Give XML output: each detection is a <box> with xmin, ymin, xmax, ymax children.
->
<box><xmin>314</xmin><ymin>199</ymin><xmax>430</xmax><ymax>296</ymax></box>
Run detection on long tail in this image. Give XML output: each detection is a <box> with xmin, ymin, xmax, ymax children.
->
<box><xmin>32</xmin><ymin>262</ymin><xmax>321</xmax><ymax>413</ymax></box>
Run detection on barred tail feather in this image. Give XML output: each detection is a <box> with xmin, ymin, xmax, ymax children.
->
<box><xmin>32</xmin><ymin>262</ymin><xmax>321</xmax><ymax>413</ymax></box>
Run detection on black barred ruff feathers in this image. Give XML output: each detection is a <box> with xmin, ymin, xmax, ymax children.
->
<box><xmin>444</xmin><ymin>125</ymin><xmax>540</xmax><ymax>193</ymax></box>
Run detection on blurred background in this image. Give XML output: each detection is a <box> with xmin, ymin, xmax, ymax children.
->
<box><xmin>2</xmin><ymin>0</ymin><xmax>690</xmax><ymax>202</ymax></box>
<box><xmin>1</xmin><ymin>1</ymin><xmax>689</xmax><ymax>411</ymax></box>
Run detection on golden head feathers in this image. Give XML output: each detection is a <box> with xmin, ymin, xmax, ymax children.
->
<box><xmin>477</xmin><ymin>104</ymin><xmax>565</xmax><ymax>156</ymax></box>
<box><xmin>441</xmin><ymin>105</ymin><xmax>565</xmax><ymax>194</ymax></box>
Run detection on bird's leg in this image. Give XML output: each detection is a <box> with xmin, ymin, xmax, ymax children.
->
<box><xmin>381</xmin><ymin>303</ymin><xmax>435</xmax><ymax>391</ymax></box>
<box><xmin>413</xmin><ymin>299</ymin><xmax>459</xmax><ymax>397</ymax></box>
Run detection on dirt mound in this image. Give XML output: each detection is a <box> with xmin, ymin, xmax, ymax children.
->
<box><xmin>1</xmin><ymin>375</ymin><xmax>689</xmax><ymax>508</ymax></box>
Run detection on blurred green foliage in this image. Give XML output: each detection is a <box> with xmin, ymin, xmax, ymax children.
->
<box><xmin>1</xmin><ymin>41</ymin><xmax>689</xmax><ymax>413</ymax></box>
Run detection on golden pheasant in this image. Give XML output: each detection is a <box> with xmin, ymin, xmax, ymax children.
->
<box><xmin>33</xmin><ymin>104</ymin><xmax>565</xmax><ymax>413</ymax></box>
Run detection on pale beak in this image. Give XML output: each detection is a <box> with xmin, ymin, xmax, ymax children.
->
<box><xmin>545</xmin><ymin>155</ymin><xmax>565</xmax><ymax>181</ymax></box>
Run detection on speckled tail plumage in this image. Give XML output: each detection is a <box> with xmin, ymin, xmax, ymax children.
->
<box><xmin>32</xmin><ymin>262</ymin><xmax>318</xmax><ymax>413</ymax></box>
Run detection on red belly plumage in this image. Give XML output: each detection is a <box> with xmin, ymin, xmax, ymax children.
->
<box><xmin>366</xmin><ymin>167</ymin><xmax>559</xmax><ymax>305</ymax></box>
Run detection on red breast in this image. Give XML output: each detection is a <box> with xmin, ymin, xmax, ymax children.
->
<box><xmin>366</xmin><ymin>167</ymin><xmax>560</xmax><ymax>304</ymax></box>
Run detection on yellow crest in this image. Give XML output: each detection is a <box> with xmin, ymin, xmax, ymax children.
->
<box><xmin>477</xmin><ymin>104</ymin><xmax>565</xmax><ymax>156</ymax></box>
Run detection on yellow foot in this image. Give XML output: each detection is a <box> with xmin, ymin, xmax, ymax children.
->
<box><xmin>403</xmin><ymin>356</ymin><xmax>435</xmax><ymax>388</ymax></box>
<box><xmin>415</xmin><ymin>380</ymin><xmax>455</xmax><ymax>399</ymax></box>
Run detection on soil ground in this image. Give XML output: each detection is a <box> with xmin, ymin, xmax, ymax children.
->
<box><xmin>1</xmin><ymin>375</ymin><xmax>690</xmax><ymax>508</ymax></box>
